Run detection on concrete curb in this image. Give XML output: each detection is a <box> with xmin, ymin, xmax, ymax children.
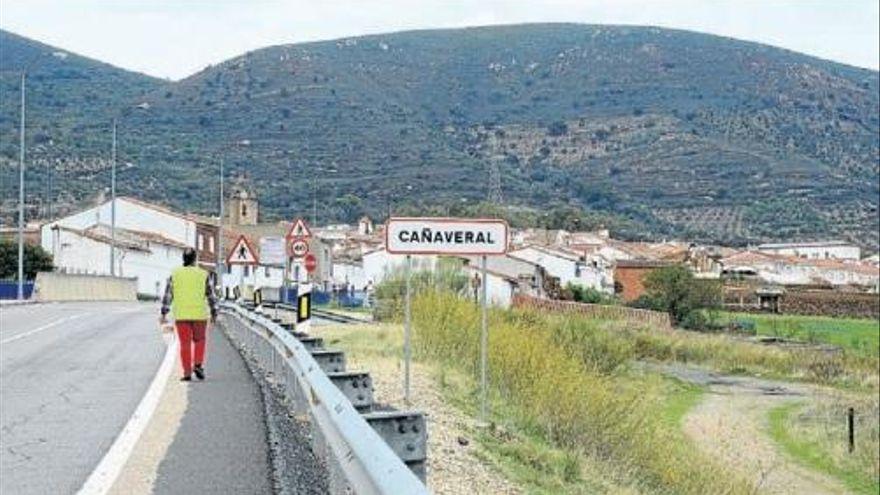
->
<box><xmin>76</xmin><ymin>331</ymin><xmax>179</xmax><ymax>495</ymax></box>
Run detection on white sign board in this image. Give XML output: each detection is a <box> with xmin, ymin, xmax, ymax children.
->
<box><xmin>286</xmin><ymin>218</ymin><xmax>312</xmax><ymax>240</ymax></box>
<box><xmin>227</xmin><ymin>235</ymin><xmax>259</xmax><ymax>265</ymax></box>
<box><xmin>259</xmin><ymin>236</ymin><xmax>286</xmax><ymax>265</ymax></box>
<box><xmin>386</xmin><ymin>218</ymin><xmax>509</xmax><ymax>255</ymax></box>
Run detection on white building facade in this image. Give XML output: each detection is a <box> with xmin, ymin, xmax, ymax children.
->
<box><xmin>510</xmin><ymin>245</ymin><xmax>614</xmax><ymax>294</ymax></box>
<box><xmin>757</xmin><ymin>241</ymin><xmax>861</xmax><ymax>261</ymax></box>
<box><xmin>41</xmin><ymin>197</ymin><xmax>218</xmax><ymax>297</ymax></box>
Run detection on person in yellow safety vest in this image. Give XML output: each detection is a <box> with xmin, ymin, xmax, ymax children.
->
<box><xmin>160</xmin><ymin>248</ymin><xmax>217</xmax><ymax>381</ymax></box>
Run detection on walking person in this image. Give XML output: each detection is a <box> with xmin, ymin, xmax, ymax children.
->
<box><xmin>160</xmin><ymin>248</ymin><xmax>218</xmax><ymax>381</ymax></box>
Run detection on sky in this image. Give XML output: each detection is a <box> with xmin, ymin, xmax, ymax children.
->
<box><xmin>1</xmin><ymin>0</ymin><xmax>878</xmax><ymax>80</ymax></box>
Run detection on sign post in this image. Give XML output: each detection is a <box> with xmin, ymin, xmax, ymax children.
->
<box><xmin>386</xmin><ymin>217</ymin><xmax>508</xmax><ymax>417</ymax></box>
<box><xmin>480</xmin><ymin>254</ymin><xmax>488</xmax><ymax>421</ymax></box>
<box><xmin>285</xmin><ymin>218</ymin><xmax>312</xmax><ymax>299</ymax></box>
<box><xmin>404</xmin><ymin>254</ymin><xmax>412</xmax><ymax>404</ymax></box>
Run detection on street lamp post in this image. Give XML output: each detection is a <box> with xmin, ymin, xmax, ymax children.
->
<box><xmin>110</xmin><ymin>119</ymin><xmax>117</xmax><ymax>276</ymax></box>
<box><xmin>217</xmin><ymin>158</ymin><xmax>224</xmax><ymax>285</ymax></box>
<box><xmin>17</xmin><ymin>72</ymin><xmax>26</xmax><ymax>300</ymax></box>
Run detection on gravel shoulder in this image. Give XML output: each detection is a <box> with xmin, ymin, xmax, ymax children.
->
<box><xmin>652</xmin><ymin>363</ymin><xmax>848</xmax><ymax>495</ymax></box>
<box><xmin>315</xmin><ymin>324</ymin><xmax>521</xmax><ymax>495</ymax></box>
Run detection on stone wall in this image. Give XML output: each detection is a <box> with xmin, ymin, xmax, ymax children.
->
<box><xmin>782</xmin><ymin>291</ymin><xmax>879</xmax><ymax>319</ymax></box>
<box><xmin>724</xmin><ymin>286</ymin><xmax>879</xmax><ymax>319</ymax></box>
<box><xmin>33</xmin><ymin>272</ymin><xmax>137</xmax><ymax>302</ymax></box>
<box><xmin>512</xmin><ymin>294</ymin><xmax>672</xmax><ymax>329</ymax></box>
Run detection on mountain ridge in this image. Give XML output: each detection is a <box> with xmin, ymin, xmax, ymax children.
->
<box><xmin>1</xmin><ymin>24</ymin><xmax>877</xmax><ymax>249</ymax></box>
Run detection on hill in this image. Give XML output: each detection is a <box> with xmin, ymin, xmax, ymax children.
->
<box><xmin>0</xmin><ymin>30</ymin><xmax>164</xmax><ymax>218</ymax></box>
<box><xmin>1</xmin><ymin>24</ymin><xmax>878</xmax><ymax>249</ymax></box>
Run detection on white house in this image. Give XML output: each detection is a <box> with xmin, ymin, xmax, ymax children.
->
<box><xmin>462</xmin><ymin>265</ymin><xmax>519</xmax><ymax>307</ymax></box>
<box><xmin>460</xmin><ymin>254</ymin><xmax>545</xmax><ymax>307</ymax></box>
<box><xmin>721</xmin><ymin>251</ymin><xmax>879</xmax><ymax>290</ymax></box>
<box><xmin>509</xmin><ymin>245</ymin><xmax>614</xmax><ymax>294</ymax></box>
<box><xmin>44</xmin><ymin>224</ymin><xmax>187</xmax><ymax>297</ymax></box>
<box><xmin>41</xmin><ymin>197</ymin><xmax>218</xmax><ymax>297</ymax></box>
<box><xmin>757</xmin><ymin>241</ymin><xmax>861</xmax><ymax>261</ymax></box>
<box><xmin>362</xmin><ymin>247</ymin><xmax>437</xmax><ymax>285</ymax></box>
<box><xmin>221</xmin><ymin>263</ymin><xmax>285</xmax><ymax>298</ymax></box>
<box><xmin>331</xmin><ymin>261</ymin><xmax>368</xmax><ymax>290</ymax></box>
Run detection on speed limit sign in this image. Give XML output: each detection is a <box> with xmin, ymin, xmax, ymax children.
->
<box><xmin>289</xmin><ymin>239</ymin><xmax>309</xmax><ymax>258</ymax></box>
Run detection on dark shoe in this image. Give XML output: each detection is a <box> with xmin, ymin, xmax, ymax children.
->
<box><xmin>180</xmin><ymin>375</ymin><xmax>192</xmax><ymax>382</ymax></box>
<box><xmin>193</xmin><ymin>364</ymin><xmax>205</xmax><ymax>381</ymax></box>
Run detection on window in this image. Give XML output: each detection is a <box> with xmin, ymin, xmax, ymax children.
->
<box><xmin>241</xmin><ymin>204</ymin><xmax>248</xmax><ymax>217</ymax></box>
<box><xmin>264</xmin><ymin>267</ymin><xmax>270</xmax><ymax>277</ymax></box>
<box><xmin>244</xmin><ymin>265</ymin><xmax>251</xmax><ymax>276</ymax></box>
<box><xmin>198</xmin><ymin>234</ymin><xmax>204</xmax><ymax>250</ymax></box>
<box><xmin>226</xmin><ymin>264</ymin><xmax>232</xmax><ymax>274</ymax></box>
<box><xmin>208</xmin><ymin>236</ymin><xmax>214</xmax><ymax>254</ymax></box>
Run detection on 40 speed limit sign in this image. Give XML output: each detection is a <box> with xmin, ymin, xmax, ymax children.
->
<box><xmin>288</xmin><ymin>239</ymin><xmax>309</xmax><ymax>258</ymax></box>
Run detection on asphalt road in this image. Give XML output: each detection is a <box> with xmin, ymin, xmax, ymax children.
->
<box><xmin>152</xmin><ymin>325</ymin><xmax>272</xmax><ymax>495</ymax></box>
<box><xmin>0</xmin><ymin>302</ymin><xmax>165</xmax><ymax>495</ymax></box>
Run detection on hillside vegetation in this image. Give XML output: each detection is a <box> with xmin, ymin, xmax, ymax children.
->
<box><xmin>1</xmin><ymin>24</ymin><xmax>877</xmax><ymax>248</ymax></box>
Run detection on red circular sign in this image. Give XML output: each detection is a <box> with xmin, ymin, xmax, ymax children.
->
<box><xmin>289</xmin><ymin>239</ymin><xmax>309</xmax><ymax>258</ymax></box>
<box><xmin>304</xmin><ymin>253</ymin><xmax>318</xmax><ymax>273</ymax></box>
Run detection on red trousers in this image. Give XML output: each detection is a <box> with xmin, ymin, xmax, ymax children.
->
<box><xmin>176</xmin><ymin>320</ymin><xmax>207</xmax><ymax>377</ymax></box>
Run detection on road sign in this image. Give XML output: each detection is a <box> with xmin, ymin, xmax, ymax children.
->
<box><xmin>386</xmin><ymin>217</ymin><xmax>506</xmax><ymax>418</ymax></box>
<box><xmin>226</xmin><ymin>235</ymin><xmax>259</xmax><ymax>265</ymax></box>
<box><xmin>259</xmin><ymin>236</ymin><xmax>286</xmax><ymax>265</ymax></box>
<box><xmin>304</xmin><ymin>253</ymin><xmax>317</xmax><ymax>273</ymax></box>
<box><xmin>289</xmin><ymin>239</ymin><xmax>309</xmax><ymax>258</ymax></box>
<box><xmin>286</xmin><ymin>218</ymin><xmax>312</xmax><ymax>240</ymax></box>
<box><xmin>385</xmin><ymin>217</ymin><xmax>509</xmax><ymax>255</ymax></box>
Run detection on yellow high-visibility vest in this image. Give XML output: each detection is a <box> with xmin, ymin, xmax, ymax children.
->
<box><xmin>171</xmin><ymin>266</ymin><xmax>209</xmax><ymax>320</ymax></box>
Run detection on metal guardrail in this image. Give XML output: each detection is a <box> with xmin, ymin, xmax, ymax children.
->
<box><xmin>218</xmin><ymin>302</ymin><xmax>429</xmax><ymax>495</ymax></box>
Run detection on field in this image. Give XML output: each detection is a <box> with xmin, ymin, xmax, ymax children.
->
<box><xmin>344</xmin><ymin>287</ymin><xmax>880</xmax><ymax>493</ymax></box>
<box><xmin>318</xmin><ymin>319</ymin><xmax>736</xmax><ymax>494</ymax></box>
<box><xmin>718</xmin><ymin>311</ymin><xmax>880</xmax><ymax>357</ymax></box>
<box><xmin>769</xmin><ymin>396</ymin><xmax>880</xmax><ymax>495</ymax></box>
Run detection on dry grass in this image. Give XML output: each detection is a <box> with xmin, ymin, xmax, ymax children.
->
<box><xmin>411</xmin><ymin>291</ymin><xmax>753</xmax><ymax>494</ymax></box>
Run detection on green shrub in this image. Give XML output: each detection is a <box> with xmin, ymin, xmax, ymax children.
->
<box><xmin>411</xmin><ymin>290</ymin><xmax>752</xmax><ymax>494</ymax></box>
<box><xmin>639</xmin><ymin>266</ymin><xmax>722</xmax><ymax>326</ymax></box>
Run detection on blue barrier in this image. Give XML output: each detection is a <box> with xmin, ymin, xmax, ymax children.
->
<box><xmin>0</xmin><ymin>280</ymin><xmax>34</xmax><ymax>300</ymax></box>
<box><xmin>277</xmin><ymin>287</ymin><xmax>365</xmax><ymax>307</ymax></box>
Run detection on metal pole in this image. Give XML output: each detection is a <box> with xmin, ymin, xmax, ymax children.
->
<box><xmin>217</xmin><ymin>158</ymin><xmax>224</xmax><ymax>285</ymax></box>
<box><xmin>847</xmin><ymin>407</ymin><xmax>855</xmax><ymax>454</ymax></box>
<box><xmin>110</xmin><ymin>119</ymin><xmax>117</xmax><ymax>276</ymax></box>
<box><xmin>17</xmin><ymin>72</ymin><xmax>25</xmax><ymax>300</ymax></box>
<box><xmin>404</xmin><ymin>254</ymin><xmax>412</xmax><ymax>404</ymax></box>
<box><xmin>47</xmin><ymin>159</ymin><xmax>53</xmax><ymax>219</ymax></box>
<box><xmin>312</xmin><ymin>172</ymin><xmax>317</xmax><ymax>227</ymax></box>
<box><xmin>480</xmin><ymin>254</ymin><xmax>488</xmax><ymax>422</ymax></box>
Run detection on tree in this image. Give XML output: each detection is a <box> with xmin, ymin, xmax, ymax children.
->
<box><xmin>547</xmin><ymin>120</ymin><xmax>568</xmax><ymax>136</ymax></box>
<box><xmin>639</xmin><ymin>265</ymin><xmax>721</xmax><ymax>327</ymax></box>
<box><xmin>0</xmin><ymin>241</ymin><xmax>54</xmax><ymax>280</ymax></box>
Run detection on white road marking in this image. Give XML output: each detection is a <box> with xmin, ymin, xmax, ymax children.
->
<box><xmin>0</xmin><ymin>314</ymin><xmax>88</xmax><ymax>345</ymax></box>
<box><xmin>76</xmin><ymin>332</ymin><xmax>179</xmax><ymax>495</ymax></box>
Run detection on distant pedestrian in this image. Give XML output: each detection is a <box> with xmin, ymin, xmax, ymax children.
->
<box><xmin>363</xmin><ymin>280</ymin><xmax>374</xmax><ymax>308</ymax></box>
<box><xmin>160</xmin><ymin>248</ymin><xmax>217</xmax><ymax>382</ymax></box>
<box><xmin>471</xmin><ymin>272</ymin><xmax>481</xmax><ymax>303</ymax></box>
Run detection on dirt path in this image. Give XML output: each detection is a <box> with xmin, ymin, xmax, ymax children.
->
<box><xmin>653</xmin><ymin>363</ymin><xmax>848</xmax><ymax>495</ymax></box>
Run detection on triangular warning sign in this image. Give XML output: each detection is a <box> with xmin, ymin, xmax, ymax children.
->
<box><xmin>285</xmin><ymin>218</ymin><xmax>312</xmax><ymax>240</ymax></box>
<box><xmin>226</xmin><ymin>235</ymin><xmax>259</xmax><ymax>265</ymax></box>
